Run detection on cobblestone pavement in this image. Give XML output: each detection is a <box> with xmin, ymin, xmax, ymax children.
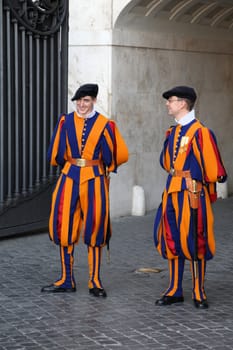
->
<box><xmin>0</xmin><ymin>197</ymin><xmax>233</xmax><ymax>350</ymax></box>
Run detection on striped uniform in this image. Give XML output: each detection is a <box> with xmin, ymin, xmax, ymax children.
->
<box><xmin>154</xmin><ymin>118</ymin><xmax>227</xmax><ymax>301</ymax></box>
<box><xmin>47</xmin><ymin>111</ymin><xmax>128</xmax><ymax>290</ymax></box>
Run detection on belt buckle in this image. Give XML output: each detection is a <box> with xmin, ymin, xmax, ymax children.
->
<box><xmin>170</xmin><ymin>168</ymin><xmax>175</xmax><ymax>176</ymax></box>
<box><xmin>76</xmin><ymin>158</ymin><xmax>86</xmax><ymax>167</ymax></box>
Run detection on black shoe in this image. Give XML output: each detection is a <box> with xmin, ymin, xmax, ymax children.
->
<box><xmin>41</xmin><ymin>284</ymin><xmax>76</xmax><ymax>293</ymax></box>
<box><xmin>89</xmin><ymin>287</ymin><xmax>107</xmax><ymax>297</ymax></box>
<box><xmin>193</xmin><ymin>299</ymin><xmax>208</xmax><ymax>309</ymax></box>
<box><xmin>155</xmin><ymin>295</ymin><xmax>184</xmax><ymax>306</ymax></box>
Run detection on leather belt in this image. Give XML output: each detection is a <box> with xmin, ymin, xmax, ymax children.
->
<box><xmin>170</xmin><ymin>168</ymin><xmax>191</xmax><ymax>178</ymax></box>
<box><xmin>68</xmin><ymin>157</ymin><xmax>102</xmax><ymax>167</ymax></box>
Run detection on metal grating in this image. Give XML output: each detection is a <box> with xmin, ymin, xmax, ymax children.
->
<box><xmin>0</xmin><ymin>0</ymin><xmax>69</xmax><ymax>213</ymax></box>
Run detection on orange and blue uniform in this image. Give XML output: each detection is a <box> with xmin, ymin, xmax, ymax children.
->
<box><xmin>154</xmin><ymin>118</ymin><xmax>227</xmax><ymax>302</ymax></box>
<box><xmin>47</xmin><ymin>110</ymin><xmax>128</xmax><ymax>291</ymax></box>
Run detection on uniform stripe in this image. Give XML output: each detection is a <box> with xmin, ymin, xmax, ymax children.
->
<box><xmin>54</xmin><ymin>245</ymin><xmax>76</xmax><ymax>288</ymax></box>
<box><xmin>190</xmin><ymin>258</ymin><xmax>206</xmax><ymax>301</ymax></box>
<box><xmin>84</xmin><ymin>114</ymin><xmax>108</xmax><ymax>159</ymax></box>
<box><xmin>154</xmin><ymin>188</ymin><xmax>216</xmax><ymax>261</ymax></box>
<box><xmin>164</xmin><ymin>199</ymin><xmax>177</xmax><ymax>255</ymax></box>
<box><xmin>57</xmin><ymin>185</ymin><xmax>65</xmax><ymax>241</ymax></box>
<box><xmin>85</xmin><ymin>179</ymin><xmax>95</xmax><ymax>245</ymax></box>
<box><xmin>91</xmin><ymin>176</ymin><xmax>102</xmax><ymax>245</ymax></box>
<box><xmin>88</xmin><ymin>246</ymin><xmax>103</xmax><ymax>289</ymax></box>
<box><xmin>48</xmin><ymin>115</ymin><xmax>66</xmax><ymax>166</ymax></box>
<box><xmin>49</xmin><ymin>175</ymin><xmax>66</xmax><ymax>244</ymax></box>
<box><xmin>60</xmin><ymin>177</ymin><xmax>73</xmax><ymax>246</ymax></box>
<box><xmin>96</xmin><ymin>176</ymin><xmax>107</xmax><ymax>246</ymax></box>
<box><xmin>164</xmin><ymin>258</ymin><xmax>184</xmax><ymax>297</ymax></box>
<box><xmin>73</xmin><ymin>112</ymin><xmax>84</xmax><ymax>156</ymax></box>
<box><xmin>71</xmin><ymin>197</ymin><xmax>82</xmax><ymax>244</ymax></box>
<box><xmin>67</xmin><ymin>180</ymin><xmax>80</xmax><ymax>245</ymax></box>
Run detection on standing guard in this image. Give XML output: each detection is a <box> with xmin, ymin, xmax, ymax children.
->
<box><xmin>154</xmin><ymin>86</ymin><xmax>227</xmax><ymax>308</ymax></box>
<box><xmin>41</xmin><ymin>83</ymin><xmax>128</xmax><ymax>297</ymax></box>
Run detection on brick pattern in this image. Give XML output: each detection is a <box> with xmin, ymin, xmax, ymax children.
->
<box><xmin>0</xmin><ymin>198</ymin><xmax>233</xmax><ymax>349</ymax></box>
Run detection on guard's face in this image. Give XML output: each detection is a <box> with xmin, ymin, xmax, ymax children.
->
<box><xmin>165</xmin><ymin>96</ymin><xmax>184</xmax><ymax>117</ymax></box>
<box><xmin>75</xmin><ymin>96</ymin><xmax>96</xmax><ymax>117</ymax></box>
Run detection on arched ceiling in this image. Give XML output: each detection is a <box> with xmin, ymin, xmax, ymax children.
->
<box><xmin>115</xmin><ymin>0</ymin><xmax>233</xmax><ymax>38</ymax></box>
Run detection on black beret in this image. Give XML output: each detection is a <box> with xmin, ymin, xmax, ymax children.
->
<box><xmin>162</xmin><ymin>86</ymin><xmax>197</xmax><ymax>103</ymax></box>
<box><xmin>71</xmin><ymin>83</ymin><xmax>98</xmax><ymax>101</ymax></box>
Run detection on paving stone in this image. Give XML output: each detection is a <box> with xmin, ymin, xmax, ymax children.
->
<box><xmin>0</xmin><ymin>197</ymin><xmax>233</xmax><ymax>349</ymax></box>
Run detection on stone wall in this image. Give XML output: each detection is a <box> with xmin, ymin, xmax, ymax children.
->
<box><xmin>68</xmin><ymin>0</ymin><xmax>233</xmax><ymax>217</ymax></box>
<box><xmin>111</xmin><ymin>37</ymin><xmax>233</xmax><ymax>214</ymax></box>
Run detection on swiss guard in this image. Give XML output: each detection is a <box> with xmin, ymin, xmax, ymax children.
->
<box><xmin>154</xmin><ymin>86</ymin><xmax>227</xmax><ymax>309</ymax></box>
<box><xmin>41</xmin><ymin>83</ymin><xmax>129</xmax><ymax>297</ymax></box>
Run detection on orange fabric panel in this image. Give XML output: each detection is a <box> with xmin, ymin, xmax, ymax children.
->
<box><xmin>60</xmin><ymin>177</ymin><xmax>73</xmax><ymax>246</ymax></box>
<box><xmin>49</xmin><ymin>175</ymin><xmax>62</xmax><ymax>241</ymax></box>
<box><xmin>107</xmin><ymin>120</ymin><xmax>129</xmax><ymax>172</ymax></box>
<box><xmin>83</xmin><ymin>114</ymin><xmax>108</xmax><ymax>159</ymax></box>
<box><xmin>200</xmin><ymin>127</ymin><xmax>220</xmax><ymax>182</ymax></box>
<box><xmin>88</xmin><ymin>246</ymin><xmax>102</xmax><ymax>289</ymax></box>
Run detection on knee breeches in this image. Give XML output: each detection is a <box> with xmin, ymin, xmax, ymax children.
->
<box><xmin>49</xmin><ymin>174</ymin><xmax>110</xmax><ymax>247</ymax></box>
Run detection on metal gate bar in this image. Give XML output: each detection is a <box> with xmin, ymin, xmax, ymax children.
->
<box><xmin>0</xmin><ymin>0</ymin><xmax>68</xmax><ymax>214</ymax></box>
<box><xmin>0</xmin><ymin>0</ymin><xmax>3</xmax><ymax>205</ymax></box>
<box><xmin>6</xmin><ymin>6</ymin><xmax>12</xmax><ymax>202</ymax></box>
<box><xmin>21</xmin><ymin>27</ymin><xmax>27</xmax><ymax>195</ymax></box>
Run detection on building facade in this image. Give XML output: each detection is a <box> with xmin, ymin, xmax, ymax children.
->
<box><xmin>68</xmin><ymin>0</ymin><xmax>233</xmax><ymax>217</ymax></box>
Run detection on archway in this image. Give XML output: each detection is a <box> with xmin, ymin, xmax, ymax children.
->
<box><xmin>111</xmin><ymin>0</ymin><xmax>233</xmax><ymax>211</ymax></box>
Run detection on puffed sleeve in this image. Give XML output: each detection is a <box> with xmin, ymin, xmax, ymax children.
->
<box><xmin>196</xmin><ymin>127</ymin><xmax>227</xmax><ymax>183</ymax></box>
<box><xmin>47</xmin><ymin>114</ymin><xmax>66</xmax><ymax>167</ymax></box>
<box><xmin>101</xmin><ymin>120</ymin><xmax>129</xmax><ymax>173</ymax></box>
<box><xmin>160</xmin><ymin>126</ymin><xmax>174</xmax><ymax>171</ymax></box>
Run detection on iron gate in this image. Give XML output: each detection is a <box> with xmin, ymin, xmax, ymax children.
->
<box><xmin>0</xmin><ymin>0</ymin><xmax>69</xmax><ymax>236</ymax></box>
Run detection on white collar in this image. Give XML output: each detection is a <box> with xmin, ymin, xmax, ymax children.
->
<box><xmin>175</xmin><ymin>109</ymin><xmax>195</xmax><ymax>126</ymax></box>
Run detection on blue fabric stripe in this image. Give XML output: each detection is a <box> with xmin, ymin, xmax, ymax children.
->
<box><xmin>201</xmin><ymin>193</ymin><xmax>213</xmax><ymax>260</ymax></box>
<box><xmin>66</xmin><ymin>112</ymin><xmax>80</xmax><ymax>158</ymax></box>
<box><xmin>96</xmin><ymin>176</ymin><xmax>106</xmax><ymax>246</ymax></box>
<box><xmin>165</xmin><ymin>258</ymin><xmax>184</xmax><ymax>297</ymax></box>
<box><xmin>67</xmin><ymin>181</ymin><xmax>79</xmax><ymax>245</ymax></box>
<box><xmin>84</xmin><ymin>179</ymin><xmax>95</xmax><ymax>245</ymax></box>
<box><xmin>166</xmin><ymin>195</ymin><xmax>180</xmax><ymax>256</ymax></box>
